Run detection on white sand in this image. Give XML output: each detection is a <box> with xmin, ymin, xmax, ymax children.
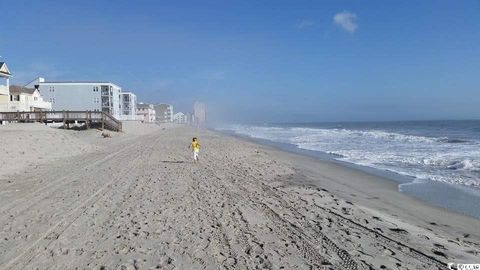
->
<box><xmin>0</xmin><ymin>121</ymin><xmax>171</xmax><ymax>178</ymax></box>
<box><xmin>0</xmin><ymin>124</ymin><xmax>478</xmax><ymax>269</ymax></box>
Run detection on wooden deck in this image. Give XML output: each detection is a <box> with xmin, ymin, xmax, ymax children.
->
<box><xmin>0</xmin><ymin>111</ymin><xmax>122</xmax><ymax>131</ymax></box>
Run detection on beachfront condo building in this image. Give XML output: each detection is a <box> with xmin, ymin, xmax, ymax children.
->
<box><xmin>119</xmin><ymin>92</ymin><xmax>137</xmax><ymax>120</ymax></box>
<box><xmin>26</xmin><ymin>77</ymin><xmax>122</xmax><ymax>119</ymax></box>
<box><xmin>0</xmin><ymin>62</ymin><xmax>12</xmax><ymax>111</ymax></box>
<box><xmin>136</xmin><ymin>103</ymin><xmax>156</xmax><ymax>123</ymax></box>
<box><xmin>154</xmin><ymin>103</ymin><xmax>173</xmax><ymax>123</ymax></box>
<box><xmin>193</xmin><ymin>101</ymin><xmax>206</xmax><ymax>124</ymax></box>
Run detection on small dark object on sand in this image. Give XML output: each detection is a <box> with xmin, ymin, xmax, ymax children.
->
<box><xmin>102</xmin><ymin>132</ymin><xmax>111</xmax><ymax>138</ymax></box>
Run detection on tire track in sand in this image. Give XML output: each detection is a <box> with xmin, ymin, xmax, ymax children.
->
<box><xmin>2</xmin><ymin>135</ymin><xmax>162</xmax><ymax>269</ymax></box>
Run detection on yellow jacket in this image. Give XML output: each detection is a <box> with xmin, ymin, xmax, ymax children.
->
<box><xmin>191</xmin><ymin>141</ymin><xmax>200</xmax><ymax>151</ymax></box>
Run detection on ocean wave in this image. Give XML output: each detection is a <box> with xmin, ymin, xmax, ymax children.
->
<box><xmin>220</xmin><ymin>124</ymin><xmax>480</xmax><ymax>189</ymax></box>
<box><xmin>289</xmin><ymin>127</ymin><xmax>442</xmax><ymax>144</ymax></box>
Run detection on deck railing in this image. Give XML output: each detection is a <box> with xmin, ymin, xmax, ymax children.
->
<box><xmin>0</xmin><ymin>110</ymin><xmax>122</xmax><ymax>131</ymax></box>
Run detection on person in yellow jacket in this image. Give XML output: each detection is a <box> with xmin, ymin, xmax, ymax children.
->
<box><xmin>189</xmin><ymin>137</ymin><xmax>201</xmax><ymax>162</ymax></box>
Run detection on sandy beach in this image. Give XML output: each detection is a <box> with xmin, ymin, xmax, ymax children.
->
<box><xmin>0</xmin><ymin>123</ymin><xmax>479</xmax><ymax>269</ymax></box>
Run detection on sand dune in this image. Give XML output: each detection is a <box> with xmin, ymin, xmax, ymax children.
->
<box><xmin>0</xmin><ymin>123</ymin><xmax>94</xmax><ymax>178</ymax></box>
<box><xmin>0</xmin><ymin>124</ymin><xmax>478</xmax><ymax>269</ymax></box>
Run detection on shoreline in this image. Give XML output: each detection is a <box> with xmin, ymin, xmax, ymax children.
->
<box><xmin>218</xmin><ymin>129</ymin><xmax>480</xmax><ymax>220</ymax></box>
<box><xmin>214</xmin><ymin>129</ymin><xmax>480</xmax><ymax>231</ymax></box>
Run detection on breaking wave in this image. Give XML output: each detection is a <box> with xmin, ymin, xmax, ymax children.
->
<box><xmin>222</xmin><ymin>124</ymin><xmax>480</xmax><ymax>188</ymax></box>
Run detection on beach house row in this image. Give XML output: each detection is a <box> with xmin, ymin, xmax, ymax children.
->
<box><xmin>1</xmin><ymin>62</ymin><xmax>173</xmax><ymax>124</ymax></box>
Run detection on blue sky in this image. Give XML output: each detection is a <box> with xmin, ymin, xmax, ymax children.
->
<box><xmin>1</xmin><ymin>0</ymin><xmax>479</xmax><ymax>123</ymax></box>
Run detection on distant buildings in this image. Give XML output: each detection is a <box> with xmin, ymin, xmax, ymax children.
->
<box><xmin>185</xmin><ymin>112</ymin><xmax>195</xmax><ymax>125</ymax></box>
<box><xmin>136</xmin><ymin>103</ymin><xmax>156</xmax><ymax>123</ymax></box>
<box><xmin>193</xmin><ymin>101</ymin><xmax>206</xmax><ymax>125</ymax></box>
<box><xmin>154</xmin><ymin>103</ymin><xmax>173</xmax><ymax>123</ymax></box>
<box><xmin>173</xmin><ymin>112</ymin><xmax>187</xmax><ymax>124</ymax></box>
<box><xmin>119</xmin><ymin>92</ymin><xmax>137</xmax><ymax>120</ymax></box>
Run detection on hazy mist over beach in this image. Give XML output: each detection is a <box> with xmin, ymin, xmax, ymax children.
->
<box><xmin>2</xmin><ymin>1</ymin><xmax>480</xmax><ymax>123</ymax></box>
<box><xmin>2</xmin><ymin>1</ymin><xmax>480</xmax><ymax>269</ymax></box>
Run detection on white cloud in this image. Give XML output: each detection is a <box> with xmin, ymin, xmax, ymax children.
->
<box><xmin>333</xmin><ymin>11</ymin><xmax>358</xmax><ymax>33</ymax></box>
<box><xmin>295</xmin><ymin>19</ymin><xmax>314</xmax><ymax>29</ymax></box>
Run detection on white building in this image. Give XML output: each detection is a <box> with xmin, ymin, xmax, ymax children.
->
<box><xmin>26</xmin><ymin>77</ymin><xmax>122</xmax><ymax>119</ymax></box>
<box><xmin>8</xmin><ymin>85</ymin><xmax>51</xmax><ymax>111</ymax></box>
<box><xmin>136</xmin><ymin>103</ymin><xmax>156</xmax><ymax>123</ymax></box>
<box><xmin>0</xmin><ymin>62</ymin><xmax>12</xmax><ymax>111</ymax></box>
<box><xmin>193</xmin><ymin>101</ymin><xmax>206</xmax><ymax>125</ymax></box>
<box><xmin>173</xmin><ymin>112</ymin><xmax>187</xmax><ymax>124</ymax></box>
<box><xmin>119</xmin><ymin>92</ymin><xmax>137</xmax><ymax>120</ymax></box>
<box><xmin>154</xmin><ymin>103</ymin><xmax>173</xmax><ymax>123</ymax></box>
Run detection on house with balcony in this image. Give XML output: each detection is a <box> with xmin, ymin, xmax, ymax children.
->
<box><xmin>119</xmin><ymin>91</ymin><xmax>137</xmax><ymax>120</ymax></box>
<box><xmin>8</xmin><ymin>85</ymin><xmax>51</xmax><ymax>111</ymax></box>
<box><xmin>0</xmin><ymin>62</ymin><xmax>12</xmax><ymax>111</ymax></box>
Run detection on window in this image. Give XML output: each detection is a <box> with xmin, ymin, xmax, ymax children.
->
<box><xmin>93</xmin><ymin>86</ymin><xmax>99</xmax><ymax>92</ymax></box>
<box><xmin>49</xmin><ymin>86</ymin><xmax>55</xmax><ymax>92</ymax></box>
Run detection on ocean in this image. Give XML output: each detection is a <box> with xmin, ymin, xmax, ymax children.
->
<box><xmin>219</xmin><ymin>120</ymin><xmax>480</xmax><ymax>218</ymax></box>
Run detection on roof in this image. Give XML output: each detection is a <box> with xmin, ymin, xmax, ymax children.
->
<box><xmin>137</xmin><ymin>103</ymin><xmax>153</xmax><ymax>109</ymax></box>
<box><xmin>9</xmin><ymin>85</ymin><xmax>37</xmax><ymax>95</ymax></box>
<box><xmin>0</xmin><ymin>62</ymin><xmax>12</xmax><ymax>77</ymax></box>
<box><xmin>37</xmin><ymin>81</ymin><xmax>122</xmax><ymax>89</ymax></box>
<box><xmin>41</xmin><ymin>81</ymin><xmax>113</xmax><ymax>84</ymax></box>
